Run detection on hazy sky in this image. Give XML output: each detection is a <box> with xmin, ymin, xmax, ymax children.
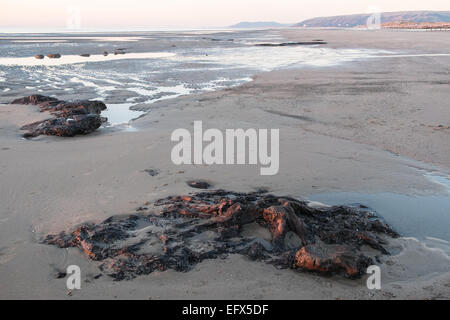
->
<box><xmin>1</xmin><ymin>0</ymin><xmax>449</xmax><ymax>29</ymax></box>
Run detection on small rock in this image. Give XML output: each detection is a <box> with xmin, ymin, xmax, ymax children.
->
<box><xmin>187</xmin><ymin>180</ymin><xmax>211</xmax><ymax>189</ymax></box>
<box><xmin>144</xmin><ymin>168</ymin><xmax>160</xmax><ymax>177</ymax></box>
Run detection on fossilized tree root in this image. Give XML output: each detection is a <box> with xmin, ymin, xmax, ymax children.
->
<box><xmin>43</xmin><ymin>190</ymin><xmax>398</xmax><ymax>280</ymax></box>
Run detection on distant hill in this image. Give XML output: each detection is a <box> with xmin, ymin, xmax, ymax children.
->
<box><xmin>294</xmin><ymin>11</ymin><xmax>450</xmax><ymax>28</ymax></box>
<box><xmin>229</xmin><ymin>21</ymin><xmax>291</xmax><ymax>28</ymax></box>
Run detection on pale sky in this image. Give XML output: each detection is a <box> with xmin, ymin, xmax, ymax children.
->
<box><xmin>1</xmin><ymin>0</ymin><xmax>449</xmax><ymax>29</ymax></box>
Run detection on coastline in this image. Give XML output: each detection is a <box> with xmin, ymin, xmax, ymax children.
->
<box><xmin>0</xmin><ymin>29</ymin><xmax>449</xmax><ymax>299</ymax></box>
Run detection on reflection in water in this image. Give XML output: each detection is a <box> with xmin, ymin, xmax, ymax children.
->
<box><xmin>309</xmin><ymin>191</ymin><xmax>450</xmax><ymax>242</ymax></box>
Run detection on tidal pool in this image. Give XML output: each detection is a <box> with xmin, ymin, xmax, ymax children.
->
<box><xmin>101</xmin><ymin>103</ymin><xmax>145</xmax><ymax>125</ymax></box>
<box><xmin>309</xmin><ymin>188</ymin><xmax>450</xmax><ymax>242</ymax></box>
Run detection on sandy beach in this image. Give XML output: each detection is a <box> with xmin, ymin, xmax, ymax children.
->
<box><xmin>0</xmin><ymin>29</ymin><xmax>449</xmax><ymax>299</ymax></box>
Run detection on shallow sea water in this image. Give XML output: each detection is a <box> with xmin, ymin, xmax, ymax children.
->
<box><xmin>0</xmin><ymin>30</ymin><xmax>395</xmax><ymax>125</ymax></box>
<box><xmin>309</xmin><ymin>173</ymin><xmax>450</xmax><ymax>242</ymax></box>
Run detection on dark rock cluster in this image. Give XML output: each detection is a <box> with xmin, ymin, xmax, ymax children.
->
<box><xmin>10</xmin><ymin>95</ymin><xmax>107</xmax><ymax>137</ymax></box>
<box><xmin>44</xmin><ymin>190</ymin><xmax>398</xmax><ymax>281</ymax></box>
<box><xmin>33</xmin><ymin>51</ymin><xmax>114</xmax><ymax>59</ymax></box>
<box><xmin>255</xmin><ymin>41</ymin><xmax>327</xmax><ymax>47</ymax></box>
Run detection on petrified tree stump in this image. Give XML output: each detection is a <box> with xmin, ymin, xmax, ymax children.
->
<box><xmin>44</xmin><ymin>190</ymin><xmax>398</xmax><ymax>280</ymax></box>
<box><xmin>10</xmin><ymin>95</ymin><xmax>107</xmax><ymax>137</ymax></box>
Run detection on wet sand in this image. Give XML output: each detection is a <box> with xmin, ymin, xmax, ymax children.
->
<box><xmin>0</xmin><ymin>29</ymin><xmax>449</xmax><ymax>299</ymax></box>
